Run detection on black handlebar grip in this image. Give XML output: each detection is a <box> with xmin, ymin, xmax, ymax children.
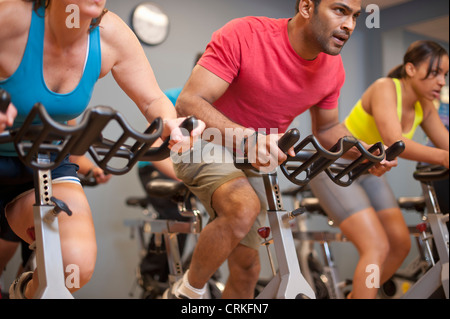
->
<box><xmin>234</xmin><ymin>128</ymin><xmax>300</xmax><ymax>171</ymax></box>
<box><xmin>178</xmin><ymin>116</ymin><xmax>198</xmax><ymax>136</ymax></box>
<box><xmin>278</xmin><ymin>128</ymin><xmax>301</xmax><ymax>153</ymax></box>
<box><xmin>385</xmin><ymin>140</ymin><xmax>405</xmax><ymax>161</ymax></box>
<box><xmin>0</xmin><ymin>89</ymin><xmax>11</xmax><ymax>114</ymax></box>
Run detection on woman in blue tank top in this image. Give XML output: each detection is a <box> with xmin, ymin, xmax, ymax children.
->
<box><xmin>0</xmin><ymin>0</ymin><xmax>203</xmax><ymax>299</ymax></box>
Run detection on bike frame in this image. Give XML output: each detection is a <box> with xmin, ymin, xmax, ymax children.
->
<box><xmin>33</xmin><ymin>154</ymin><xmax>73</xmax><ymax>299</ymax></box>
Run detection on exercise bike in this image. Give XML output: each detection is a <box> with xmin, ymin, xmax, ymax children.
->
<box><xmin>284</xmin><ymin>183</ymin><xmax>433</xmax><ymax>299</ymax></box>
<box><xmin>124</xmin><ymin>178</ymin><xmax>224</xmax><ymax>299</ymax></box>
<box><xmin>280</xmin><ymin>185</ymin><xmax>351</xmax><ymax>299</ymax></box>
<box><xmin>235</xmin><ymin>129</ymin><xmax>405</xmax><ymax>299</ymax></box>
<box><xmin>399</xmin><ymin>164</ymin><xmax>449</xmax><ymax>299</ymax></box>
<box><xmin>284</xmin><ymin>163</ymin><xmax>448</xmax><ymax>299</ymax></box>
<box><xmin>0</xmin><ymin>89</ymin><xmax>197</xmax><ymax>298</ymax></box>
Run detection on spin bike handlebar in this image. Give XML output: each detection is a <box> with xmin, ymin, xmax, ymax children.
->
<box><xmin>235</xmin><ymin>128</ymin><xmax>405</xmax><ymax>187</ymax></box>
<box><xmin>0</xmin><ymin>89</ymin><xmax>197</xmax><ymax>175</ymax></box>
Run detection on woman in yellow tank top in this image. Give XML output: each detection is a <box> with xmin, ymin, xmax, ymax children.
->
<box><xmin>345</xmin><ymin>78</ymin><xmax>424</xmax><ymax>144</ymax></box>
<box><xmin>309</xmin><ymin>40</ymin><xmax>449</xmax><ymax>299</ymax></box>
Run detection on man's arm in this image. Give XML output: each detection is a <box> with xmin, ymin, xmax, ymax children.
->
<box><xmin>310</xmin><ymin>106</ymin><xmax>351</xmax><ymax>148</ymax></box>
<box><xmin>176</xmin><ymin>65</ymin><xmax>289</xmax><ymax>171</ymax></box>
<box><xmin>176</xmin><ymin>65</ymin><xmax>237</xmax><ymax>141</ymax></box>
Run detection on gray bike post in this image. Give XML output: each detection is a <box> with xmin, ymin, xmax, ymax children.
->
<box><xmin>33</xmin><ymin>155</ymin><xmax>73</xmax><ymax>299</ymax></box>
<box><xmin>402</xmin><ymin>171</ymin><xmax>449</xmax><ymax>299</ymax></box>
<box><xmin>256</xmin><ymin>172</ymin><xmax>315</xmax><ymax>299</ymax></box>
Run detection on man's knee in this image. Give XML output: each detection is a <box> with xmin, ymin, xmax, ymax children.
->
<box><xmin>228</xmin><ymin>245</ymin><xmax>261</xmax><ymax>282</ymax></box>
<box><xmin>212</xmin><ymin>178</ymin><xmax>261</xmax><ymax>240</ymax></box>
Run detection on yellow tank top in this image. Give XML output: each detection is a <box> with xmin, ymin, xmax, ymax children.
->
<box><xmin>345</xmin><ymin>78</ymin><xmax>423</xmax><ymax>145</ymax></box>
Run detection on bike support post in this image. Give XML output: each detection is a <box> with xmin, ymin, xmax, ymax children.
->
<box><xmin>420</xmin><ymin>182</ymin><xmax>448</xmax><ymax>298</ymax></box>
<box><xmin>33</xmin><ymin>155</ymin><xmax>73</xmax><ymax>299</ymax></box>
<box><xmin>257</xmin><ymin>172</ymin><xmax>315</xmax><ymax>299</ymax></box>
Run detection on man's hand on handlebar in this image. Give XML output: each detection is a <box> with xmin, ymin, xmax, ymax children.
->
<box><xmin>245</xmin><ymin>133</ymin><xmax>296</xmax><ymax>173</ymax></box>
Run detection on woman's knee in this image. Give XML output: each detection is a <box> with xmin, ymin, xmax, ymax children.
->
<box><xmin>341</xmin><ymin>209</ymin><xmax>391</xmax><ymax>263</ymax></box>
<box><xmin>379</xmin><ymin>208</ymin><xmax>412</xmax><ymax>259</ymax></box>
<box><xmin>62</xmin><ymin>239</ymin><xmax>97</xmax><ymax>290</ymax></box>
<box><xmin>55</xmin><ymin>185</ymin><xmax>97</xmax><ymax>289</ymax></box>
<box><xmin>388</xmin><ymin>228</ymin><xmax>412</xmax><ymax>260</ymax></box>
<box><xmin>366</xmin><ymin>237</ymin><xmax>390</xmax><ymax>264</ymax></box>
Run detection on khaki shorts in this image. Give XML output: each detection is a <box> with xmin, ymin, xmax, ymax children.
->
<box><xmin>172</xmin><ymin>141</ymin><xmax>268</xmax><ymax>250</ymax></box>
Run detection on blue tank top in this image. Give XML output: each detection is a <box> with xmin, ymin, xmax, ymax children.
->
<box><xmin>0</xmin><ymin>6</ymin><xmax>101</xmax><ymax>156</ymax></box>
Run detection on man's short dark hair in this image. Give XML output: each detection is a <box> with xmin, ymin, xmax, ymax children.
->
<box><xmin>296</xmin><ymin>0</ymin><xmax>321</xmax><ymax>13</ymax></box>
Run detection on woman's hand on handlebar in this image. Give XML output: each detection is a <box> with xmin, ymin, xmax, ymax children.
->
<box><xmin>90</xmin><ymin>166</ymin><xmax>112</xmax><ymax>184</ymax></box>
<box><xmin>163</xmin><ymin>117</ymin><xmax>206</xmax><ymax>150</ymax></box>
<box><xmin>367</xmin><ymin>143</ymin><xmax>398</xmax><ymax>177</ymax></box>
<box><xmin>0</xmin><ymin>102</ymin><xmax>17</xmax><ymax>132</ymax></box>
<box><xmin>369</xmin><ymin>157</ymin><xmax>397</xmax><ymax>177</ymax></box>
<box><xmin>70</xmin><ymin>154</ymin><xmax>112</xmax><ymax>185</ymax></box>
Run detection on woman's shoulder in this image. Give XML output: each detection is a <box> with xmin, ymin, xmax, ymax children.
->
<box><xmin>366</xmin><ymin>77</ymin><xmax>397</xmax><ymax>98</ymax></box>
<box><xmin>371</xmin><ymin>77</ymin><xmax>397</xmax><ymax>90</ymax></box>
<box><xmin>0</xmin><ymin>1</ymin><xmax>32</xmax><ymax>34</ymax></box>
<box><xmin>0</xmin><ymin>0</ymin><xmax>30</xmax><ymax>12</ymax></box>
<box><xmin>98</xmin><ymin>9</ymin><xmax>141</xmax><ymax>50</ymax></box>
<box><xmin>362</xmin><ymin>77</ymin><xmax>398</xmax><ymax>107</ymax></box>
<box><xmin>96</xmin><ymin>9</ymin><xmax>148</xmax><ymax>76</ymax></box>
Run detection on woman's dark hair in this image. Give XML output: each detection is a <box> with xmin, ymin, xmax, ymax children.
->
<box><xmin>388</xmin><ymin>40</ymin><xmax>448</xmax><ymax>79</ymax></box>
<box><xmin>23</xmin><ymin>0</ymin><xmax>108</xmax><ymax>31</ymax></box>
<box><xmin>26</xmin><ymin>0</ymin><xmax>47</xmax><ymax>10</ymax></box>
<box><xmin>296</xmin><ymin>0</ymin><xmax>321</xmax><ymax>14</ymax></box>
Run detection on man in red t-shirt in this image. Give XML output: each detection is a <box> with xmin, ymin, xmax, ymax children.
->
<box><xmin>167</xmin><ymin>0</ymin><xmax>395</xmax><ymax>299</ymax></box>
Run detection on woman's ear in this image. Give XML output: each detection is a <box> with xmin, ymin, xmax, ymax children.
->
<box><xmin>405</xmin><ymin>62</ymin><xmax>416</xmax><ymax>77</ymax></box>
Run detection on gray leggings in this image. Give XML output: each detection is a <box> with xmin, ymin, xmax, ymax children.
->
<box><xmin>309</xmin><ymin>171</ymin><xmax>398</xmax><ymax>226</ymax></box>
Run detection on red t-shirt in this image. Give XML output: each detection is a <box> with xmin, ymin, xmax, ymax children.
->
<box><xmin>199</xmin><ymin>16</ymin><xmax>346</xmax><ymax>133</ymax></box>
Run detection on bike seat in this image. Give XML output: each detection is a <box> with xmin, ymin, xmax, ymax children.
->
<box><xmin>126</xmin><ymin>197</ymin><xmax>149</xmax><ymax>209</ymax></box>
<box><xmin>397</xmin><ymin>196</ymin><xmax>426</xmax><ymax>212</ymax></box>
<box><xmin>145</xmin><ymin>179</ymin><xmax>188</xmax><ymax>200</ymax></box>
<box><xmin>299</xmin><ymin>197</ymin><xmax>327</xmax><ymax>217</ymax></box>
